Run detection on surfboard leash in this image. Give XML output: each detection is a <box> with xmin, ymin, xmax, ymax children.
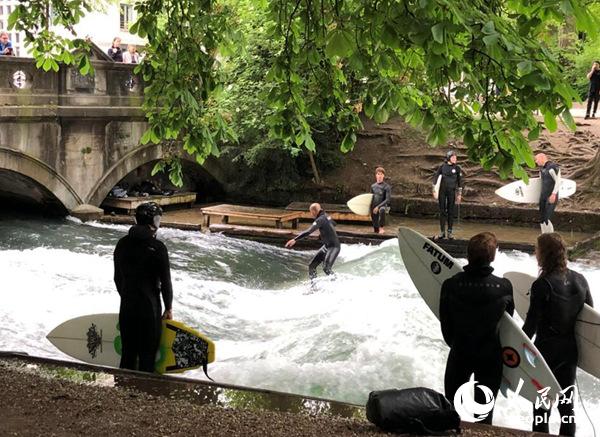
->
<box><xmin>576</xmin><ymin>376</ymin><xmax>597</xmax><ymax>437</ymax></box>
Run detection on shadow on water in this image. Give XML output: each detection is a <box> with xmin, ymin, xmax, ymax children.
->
<box><xmin>1</xmin><ymin>353</ymin><xmax>365</xmax><ymax>421</ymax></box>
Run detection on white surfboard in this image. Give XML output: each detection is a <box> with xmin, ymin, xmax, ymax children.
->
<box><xmin>433</xmin><ymin>175</ymin><xmax>442</xmax><ymax>200</ymax></box>
<box><xmin>495</xmin><ymin>178</ymin><xmax>576</xmax><ymax>203</ymax></box>
<box><xmin>504</xmin><ymin>272</ymin><xmax>600</xmax><ymax>379</ymax></box>
<box><xmin>347</xmin><ymin>193</ymin><xmax>373</xmax><ymax>216</ymax></box>
<box><xmin>397</xmin><ymin>227</ymin><xmax>561</xmax><ymax>406</ymax></box>
<box><xmin>47</xmin><ymin>314</ymin><xmax>215</xmax><ymax>374</ymax></box>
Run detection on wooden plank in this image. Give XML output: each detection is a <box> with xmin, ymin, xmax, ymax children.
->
<box><xmin>200</xmin><ymin>204</ymin><xmax>303</xmax><ymax>221</ymax></box>
<box><xmin>102</xmin><ymin>192</ymin><xmax>197</xmax><ymax>214</ymax></box>
<box><xmin>201</xmin><ymin>210</ymin><xmax>303</xmax><ymax>222</ymax></box>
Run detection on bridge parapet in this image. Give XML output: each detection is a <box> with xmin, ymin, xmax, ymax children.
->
<box><xmin>0</xmin><ymin>56</ymin><xmax>144</xmax><ymax>119</ymax></box>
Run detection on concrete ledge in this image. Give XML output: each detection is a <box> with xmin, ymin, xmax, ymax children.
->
<box><xmin>391</xmin><ymin>196</ymin><xmax>600</xmax><ymax>233</ymax></box>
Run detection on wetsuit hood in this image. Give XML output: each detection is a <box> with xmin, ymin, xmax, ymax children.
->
<box><xmin>128</xmin><ymin>224</ymin><xmax>156</xmax><ymax>240</ymax></box>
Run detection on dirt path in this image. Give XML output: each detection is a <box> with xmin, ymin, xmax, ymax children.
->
<box><xmin>0</xmin><ymin>358</ymin><xmax>541</xmax><ymax>437</ymax></box>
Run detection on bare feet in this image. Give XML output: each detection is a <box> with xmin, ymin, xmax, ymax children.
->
<box><xmin>378</xmin><ymin>228</ymin><xmax>385</xmax><ymax>234</ymax></box>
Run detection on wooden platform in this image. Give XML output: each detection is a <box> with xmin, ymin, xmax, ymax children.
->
<box><xmin>102</xmin><ymin>192</ymin><xmax>197</xmax><ymax>215</ymax></box>
<box><xmin>285</xmin><ymin>202</ymin><xmax>371</xmax><ymax>222</ymax></box>
<box><xmin>201</xmin><ymin>204</ymin><xmax>303</xmax><ymax>229</ymax></box>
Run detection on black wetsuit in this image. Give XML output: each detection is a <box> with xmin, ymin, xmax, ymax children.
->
<box><xmin>586</xmin><ymin>70</ymin><xmax>600</xmax><ymax>117</ymax></box>
<box><xmin>294</xmin><ymin>210</ymin><xmax>341</xmax><ymax>279</ymax></box>
<box><xmin>370</xmin><ymin>181</ymin><xmax>392</xmax><ymax>232</ymax></box>
<box><xmin>539</xmin><ymin>161</ymin><xmax>560</xmax><ymax>226</ymax></box>
<box><xmin>114</xmin><ymin>225</ymin><xmax>173</xmax><ymax>372</ymax></box>
<box><xmin>440</xmin><ymin>264</ymin><xmax>514</xmax><ymax>425</ymax></box>
<box><xmin>523</xmin><ymin>269</ymin><xmax>593</xmax><ymax>437</ymax></box>
<box><xmin>434</xmin><ymin>162</ymin><xmax>462</xmax><ymax>235</ymax></box>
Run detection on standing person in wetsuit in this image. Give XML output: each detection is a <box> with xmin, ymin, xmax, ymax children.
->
<box><xmin>114</xmin><ymin>202</ymin><xmax>173</xmax><ymax>372</ymax></box>
<box><xmin>285</xmin><ymin>203</ymin><xmax>340</xmax><ymax>280</ymax></box>
<box><xmin>585</xmin><ymin>61</ymin><xmax>600</xmax><ymax>119</ymax></box>
<box><xmin>523</xmin><ymin>233</ymin><xmax>593</xmax><ymax>437</ymax></box>
<box><xmin>370</xmin><ymin>166</ymin><xmax>392</xmax><ymax>234</ymax></box>
<box><xmin>433</xmin><ymin>150</ymin><xmax>462</xmax><ymax>240</ymax></box>
<box><xmin>440</xmin><ymin>232</ymin><xmax>514</xmax><ymax>425</ymax></box>
<box><xmin>535</xmin><ymin>153</ymin><xmax>560</xmax><ymax>234</ymax></box>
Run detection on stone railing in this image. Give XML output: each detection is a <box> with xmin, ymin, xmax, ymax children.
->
<box><xmin>0</xmin><ymin>56</ymin><xmax>144</xmax><ymax>119</ymax></box>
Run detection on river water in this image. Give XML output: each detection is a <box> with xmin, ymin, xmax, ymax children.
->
<box><xmin>1</xmin><ymin>216</ymin><xmax>599</xmax><ymax>434</ymax></box>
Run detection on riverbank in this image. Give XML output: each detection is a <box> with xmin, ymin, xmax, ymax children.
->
<box><xmin>0</xmin><ymin>354</ymin><xmax>545</xmax><ymax>437</ymax></box>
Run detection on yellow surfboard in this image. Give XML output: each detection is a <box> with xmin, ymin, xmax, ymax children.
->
<box><xmin>156</xmin><ymin>319</ymin><xmax>216</xmax><ymax>375</ymax></box>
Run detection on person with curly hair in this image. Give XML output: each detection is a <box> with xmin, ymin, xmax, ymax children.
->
<box><xmin>523</xmin><ymin>233</ymin><xmax>594</xmax><ymax>436</ymax></box>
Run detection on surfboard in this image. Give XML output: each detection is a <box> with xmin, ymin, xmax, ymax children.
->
<box><xmin>495</xmin><ymin>178</ymin><xmax>576</xmax><ymax>204</ymax></box>
<box><xmin>397</xmin><ymin>227</ymin><xmax>561</xmax><ymax>406</ymax></box>
<box><xmin>47</xmin><ymin>314</ymin><xmax>215</xmax><ymax>375</ymax></box>
<box><xmin>433</xmin><ymin>175</ymin><xmax>442</xmax><ymax>200</ymax></box>
<box><xmin>347</xmin><ymin>193</ymin><xmax>373</xmax><ymax>216</ymax></box>
<box><xmin>504</xmin><ymin>272</ymin><xmax>600</xmax><ymax>379</ymax></box>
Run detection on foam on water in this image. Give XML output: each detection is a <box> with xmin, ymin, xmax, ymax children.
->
<box><xmin>0</xmin><ymin>217</ymin><xmax>598</xmax><ymax>434</ymax></box>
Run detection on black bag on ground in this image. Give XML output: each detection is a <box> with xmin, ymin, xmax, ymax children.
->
<box><xmin>366</xmin><ymin>387</ymin><xmax>461</xmax><ymax>435</ymax></box>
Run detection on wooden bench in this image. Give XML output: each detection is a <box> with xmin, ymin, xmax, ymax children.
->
<box><xmin>102</xmin><ymin>192</ymin><xmax>197</xmax><ymax>215</ymax></box>
<box><xmin>285</xmin><ymin>202</ymin><xmax>372</xmax><ymax>222</ymax></box>
<box><xmin>200</xmin><ymin>204</ymin><xmax>303</xmax><ymax>229</ymax></box>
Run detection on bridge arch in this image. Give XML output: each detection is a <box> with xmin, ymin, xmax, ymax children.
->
<box><xmin>85</xmin><ymin>143</ymin><xmax>226</xmax><ymax>207</ymax></box>
<box><xmin>0</xmin><ymin>147</ymin><xmax>83</xmax><ymax>211</ymax></box>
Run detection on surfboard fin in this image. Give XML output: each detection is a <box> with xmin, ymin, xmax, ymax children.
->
<box><xmin>203</xmin><ymin>363</ymin><xmax>214</xmax><ymax>382</ymax></box>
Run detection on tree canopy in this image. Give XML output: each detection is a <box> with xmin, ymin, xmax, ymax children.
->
<box><xmin>8</xmin><ymin>0</ymin><xmax>600</xmax><ymax>184</ymax></box>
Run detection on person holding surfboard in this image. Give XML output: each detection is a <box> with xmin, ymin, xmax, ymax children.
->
<box><xmin>433</xmin><ymin>150</ymin><xmax>462</xmax><ymax>240</ymax></box>
<box><xmin>439</xmin><ymin>232</ymin><xmax>514</xmax><ymax>425</ymax></box>
<box><xmin>370</xmin><ymin>167</ymin><xmax>392</xmax><ymax>234</ymax></box>
<box><xmin>535</xmin><ymin>153</ymin><xmax>560</xmax><ymax>234</ymax></box>
<box><xmin>285</xmin><ymin>203</ymin><xmax>340</xmax><ymax>280</ymax></box>
<box><xmin>113</xmin><ymin>202</ymin><xmax>174</xmax><ymax>373</ymax></box>
<box><xmin>523</xmin><ymin>233</ymin><xmax>593</xmax><ymax>437</ymax></box>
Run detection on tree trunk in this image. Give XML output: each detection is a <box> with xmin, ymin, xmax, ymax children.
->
<box><xmin>307</xmin><ymin>150</ymin><xmax>322</xmax><ymax>185</ymax></box>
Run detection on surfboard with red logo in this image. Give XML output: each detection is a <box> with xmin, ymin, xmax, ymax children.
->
<box><xmin>398</xmin><ymin>227</ymin><xmax>561</xmax><ymax>406</ymax></box>
<box><xmin>504</xmin><ymin>271</ymin><xmax>600</xmax><ymax>379</ymax></box>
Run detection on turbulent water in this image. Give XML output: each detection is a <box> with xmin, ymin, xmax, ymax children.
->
<box><xmin>1</xmin><ymin>216</ymin><xmax>599</xmax><ymax>434</ymax></box>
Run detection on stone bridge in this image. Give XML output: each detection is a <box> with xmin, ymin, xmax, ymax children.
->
<box><xmin>0</xmin><ymin>55</ymin><xmax>225</xmax><ymax>213</ymax></box>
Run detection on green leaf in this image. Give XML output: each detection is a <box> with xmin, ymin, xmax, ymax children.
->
<box><xmin>304</xmin><ymin>134</ymin><xmax>316</xmax><ymax>152</ymax></box>
<box><xmin>543</xmin><ymin>110</ymin><xmax>558</xmax><ymax>132</ymax></box>
<box><xmin>340</xmin><ymin>132</ymin><xmax>356</xmax><ymax>153</ymax></box>
<box><xmin>325</xmin><ymin>29</ymin><xmax>355</xmax><ymax>58</ymax></box>
<box><xmin>431</xmin><ymin>23</ymin><xmax>444</xmax><ymax>44</ymax></box>
<box><xmin>42</xmin><ymin>58</ymin><xmax>53</xmax><ymax>72</ymax></box>
<box><xmin>140</xmin><ymin>129</ymin><xmax>152</xmax><ymax>145</ymax></box>
<box><xmin>373</xmin><ymin>108</ymin><xmax>390</xmax><ymax>124</ymax></box>
<box><xmin>561</xmin><ymin>108</ymin><xmax>576</xmax><ymax>131</ymax></box>
<box><xmin>482</xmin><ymin>21</ymin><xmax>496</xmax><ymax>35</ymax></box>
<box><xmin>517</xmin><ymin>60</ymin><xmax>532</xmax><ymax>75</ymax></box>
<box><xmin>528</xmin><ymin>126</ymin><xmax>540</xmax><ymax>141</ymax></box>
<box><xmin>483</xmin><ymin>33</ymin><xmax>499</xmax><ymax>47</ymax></box>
